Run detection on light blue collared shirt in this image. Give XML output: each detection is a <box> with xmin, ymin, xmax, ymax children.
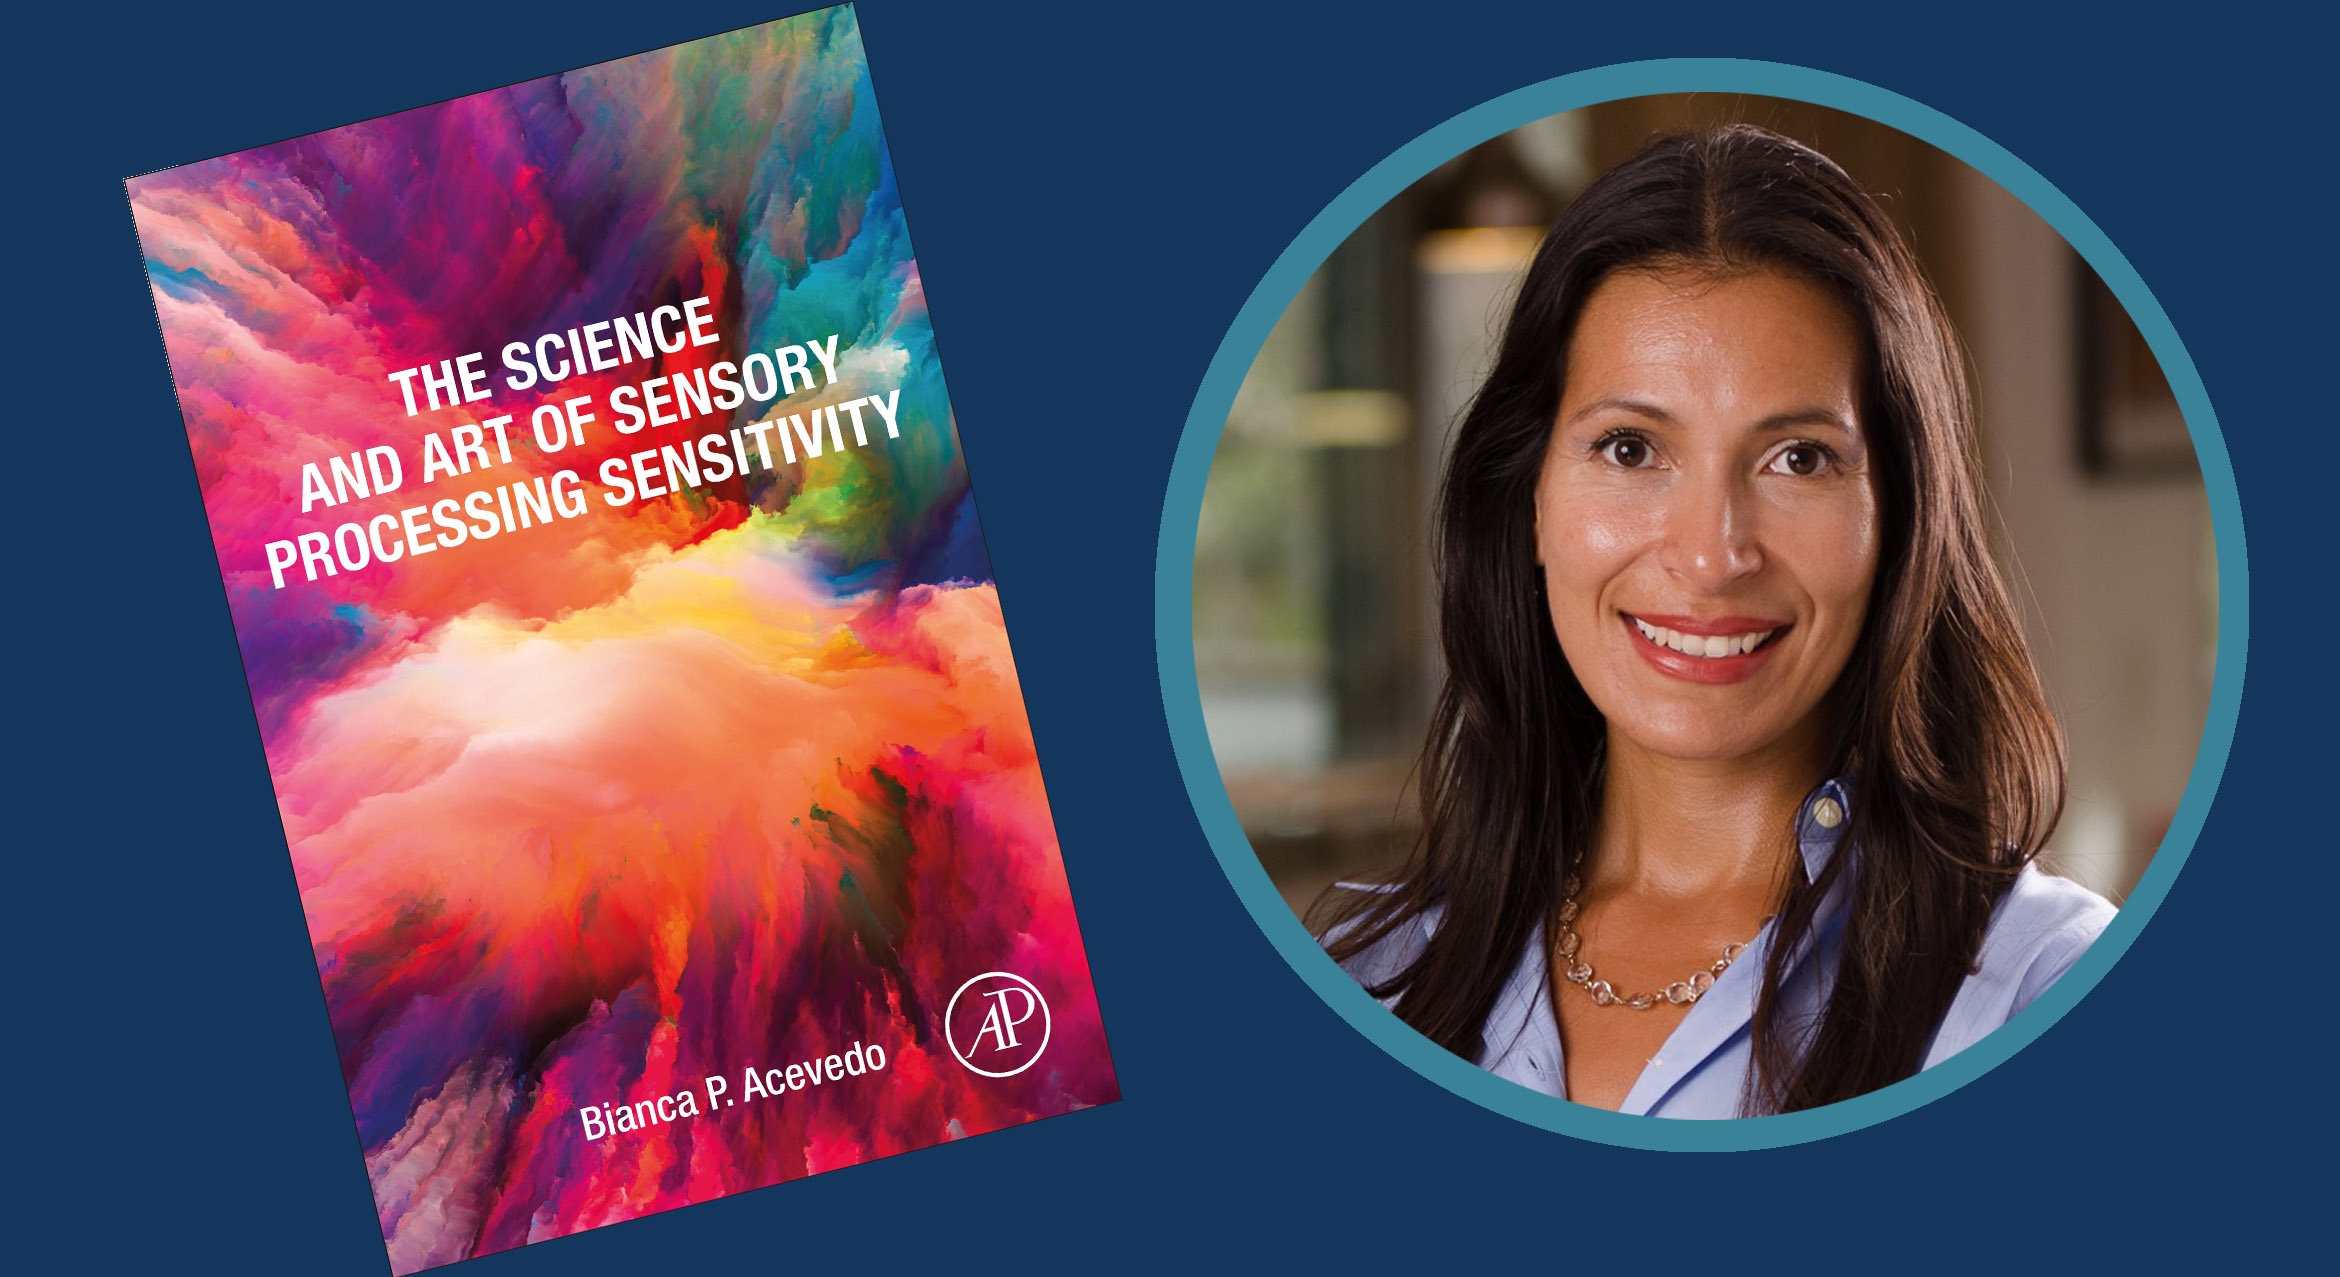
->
<box><xmin>1334</xmin><ymin>778</ymin><xmax>2116</xmax><ymax>1118</ymax></box>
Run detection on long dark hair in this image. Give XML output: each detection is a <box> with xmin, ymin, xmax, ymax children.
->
<box><xmin>1314</xmin><ymin>124</ymin><xmax>2065</xmax><ymax>1114</ymax></box>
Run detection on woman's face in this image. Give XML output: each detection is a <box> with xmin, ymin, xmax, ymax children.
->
<box><xmin>1534</xmin><ymin>265</ymin><xmax>1880</xmax><ymax>765</ymax></box>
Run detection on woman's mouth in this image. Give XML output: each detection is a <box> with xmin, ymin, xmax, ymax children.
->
<box><xmin>1629</xmin><ymin>616</ymin><xmax>1781</xmax><ymax>658</ymax></box>
<box><xmin>1623</xmin><ymin>613</ymin><xmax>1789</xmax><ymax>683</ymax></box>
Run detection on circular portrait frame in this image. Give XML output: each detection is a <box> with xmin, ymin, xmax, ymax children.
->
<box><xmin>1153</xmin><ymin>58</ymin><xmax>2246</xmax><ymax>1151</ymax></box>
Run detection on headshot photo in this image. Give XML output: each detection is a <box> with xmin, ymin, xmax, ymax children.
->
<box><xmin>1189</xmin><ymin>95</ymin><xmax>2216</xmax><ymax>1119</ymax></box>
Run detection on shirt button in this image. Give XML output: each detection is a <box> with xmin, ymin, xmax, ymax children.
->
<box><xmin>1813</xmin><ymin>796</ymin><xmax>1844</xmax><ymax>828</ymax></box>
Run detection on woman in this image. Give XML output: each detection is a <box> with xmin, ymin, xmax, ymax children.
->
<box><xmin>1316</xmin><ymin>124</ymin><xmax>2115</xmax><ymax>1118</ymax></box>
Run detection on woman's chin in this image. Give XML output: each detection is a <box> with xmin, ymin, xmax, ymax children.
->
<box><xmin>1603</xmin><ymin>699</ymin><xmax>1822</xmax><ymax>768</ymax></box>
<box><xmin>1619</xmin><ymin>728</ymin><xmax>1779</xmax><ymax>765</ymax></box>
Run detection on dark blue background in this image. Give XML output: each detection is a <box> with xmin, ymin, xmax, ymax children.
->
<box><xmin>19</xmin><ymin>1</ymin><xmax>2321</xmax><ymax>1270</ymax></box>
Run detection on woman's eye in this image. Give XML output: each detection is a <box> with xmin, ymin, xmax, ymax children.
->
<box><xmin>1768</xmin><ymin>444</ymin><xmax>1832</xmax><ymax>476</ymax></box>
<box><xmin>1598</xmin><ymin>435</ymin><xmax>1653</xmax><ymax>468</ymax></box>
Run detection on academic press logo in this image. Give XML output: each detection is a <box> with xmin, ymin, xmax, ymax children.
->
<box><xmin>945</xmin><ymin>972</ymin><xmax>1051</xmax><ymax>1078</ymax></box>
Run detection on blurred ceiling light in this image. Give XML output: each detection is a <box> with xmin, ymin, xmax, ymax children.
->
<box><xmin>1418</xmin><ymin>225</ymin><xmax>1547</xmax><ymax>276</ymax></box>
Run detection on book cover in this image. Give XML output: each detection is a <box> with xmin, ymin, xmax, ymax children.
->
<box><xmin>126</xmin><ymin>7</ymin><xmax>1118</xmax><ymax>1270</ymax></box>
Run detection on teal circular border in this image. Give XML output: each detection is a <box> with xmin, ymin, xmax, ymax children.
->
<box><xmin>1153</xmin><ymin>59</ymin><xmax>2247</xmax><ymax>1151</ymax></box>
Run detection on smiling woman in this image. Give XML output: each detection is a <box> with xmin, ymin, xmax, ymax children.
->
<box><xmin>1314</xmin><ymin>125</ymin><xmax>2113</xmax><ymax>1117</ymax></box>
<box><xmin>1539</xmin><ymin>268</ymin><xmax>1877</xmax><ymax>726</ymax></box>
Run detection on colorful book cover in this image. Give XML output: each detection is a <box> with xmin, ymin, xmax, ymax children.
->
<box><xmin>126</xmin><ymin>7</ymin><xmax>1118</xmax><ymax>1270</ymax></box>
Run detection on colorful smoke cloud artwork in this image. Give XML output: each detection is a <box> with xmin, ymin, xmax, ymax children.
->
<box><xmin>127</xmin><ymin>8</ymin><xmax>1118</xmax><ymax>1271</ymax></box>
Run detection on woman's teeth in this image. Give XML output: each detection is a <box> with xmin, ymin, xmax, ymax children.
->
<box><xmin>1631</xmin><ymin>617</ymin><xmax>1775</xmax><ymax>659</ymax></box>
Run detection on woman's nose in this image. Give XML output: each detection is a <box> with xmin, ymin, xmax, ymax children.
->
<box><xmin>1660</xmin><ymin>471</ymin><xmax>1762</xmax><ymax>590</ymax></box>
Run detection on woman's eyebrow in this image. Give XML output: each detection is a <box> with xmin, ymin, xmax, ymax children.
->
<box><xmin>1563</xmin><ymin>397</ymin><xmax>1857</xmax><ymax>438</ymax></box>
<box><xmin>1562</xmin><ymin>396</ymin><xmax>1675</xmax><ymax>427</ymax></box>
<box><xmin>1753</xmin><ymin>408</ymin><xmax>1859</xmax><ymax>437</ymax></box>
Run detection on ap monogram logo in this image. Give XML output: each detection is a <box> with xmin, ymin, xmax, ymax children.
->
<box><xmin>945</xmin><ymin>972</ymin><xmax>1051</xmax><ymax>1078</ymax></box>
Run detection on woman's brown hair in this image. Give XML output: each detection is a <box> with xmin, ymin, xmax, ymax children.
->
<box><xmin>1313</xmin><ymin>123</ymin><xmax>2064</xmax><ymax>1113</ymax></box>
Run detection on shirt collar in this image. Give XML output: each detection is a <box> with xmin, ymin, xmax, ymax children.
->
<box><xmin>1795</xmin><ymin>775</ymin><xmax>1856</xmax><ymax>882</ymax></box>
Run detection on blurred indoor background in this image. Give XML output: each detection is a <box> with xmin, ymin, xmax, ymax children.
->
<box><xmin>1193</xmin><ymin>95</ymin><xmax>2214</xmax><ymax>919</ymax></box>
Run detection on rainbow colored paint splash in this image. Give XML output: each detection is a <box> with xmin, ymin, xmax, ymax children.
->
<box><xmin>127</xmin><ymin>9</ymin><xmax>1116</xmax><ymax>1272</ymax></box>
